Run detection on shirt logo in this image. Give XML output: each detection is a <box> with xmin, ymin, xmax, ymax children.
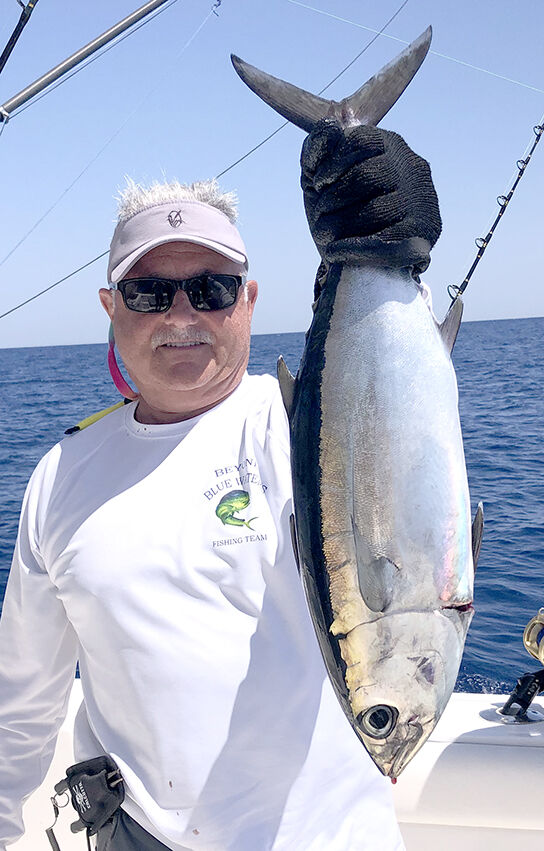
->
<box><xmin>167</xmin><ymin>210</ymin><xmax>183</xmax><ymax>228</ymax></box>
<box><xmin>204</xmin><ymin>459</ymin><xmax>270</xmax><ymax>549</ymax></box>
<box><xmin>216</xmin><ymin>489</ymin><xmax>257</xmax><ymax>531</ymax></box>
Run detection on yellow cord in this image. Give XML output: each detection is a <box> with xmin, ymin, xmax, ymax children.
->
<box><xmin>65</xmin><ymin>400</ymin><xmax>127</xmax><ymax>435</ymax></box>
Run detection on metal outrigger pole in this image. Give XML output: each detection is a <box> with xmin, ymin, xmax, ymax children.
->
<box><xmin>0</xmin><ymin>0</ymin><xmax>172</xmax><ymax>122</ymax></box>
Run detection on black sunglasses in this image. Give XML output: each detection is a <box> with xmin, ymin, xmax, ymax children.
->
<box><xmin>116</xmin><ymin>274</ymin><xmax>244</xmax><ymax>313</ymax></box>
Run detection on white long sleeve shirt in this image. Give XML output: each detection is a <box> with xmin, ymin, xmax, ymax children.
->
<box><xmin>0</xmin><ymin>374</ymin><xmax>403</xmax><ymax>850</ymax></box>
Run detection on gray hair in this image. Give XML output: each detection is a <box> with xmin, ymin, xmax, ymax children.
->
<box><xmin>115</xmin><ymin>177</ymin><xmax>239</xmax><ymax>224</ymax></box>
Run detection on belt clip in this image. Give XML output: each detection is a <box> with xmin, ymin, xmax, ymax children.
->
<box><xmin>107</xmin><ymin>768</ymin><xmax>124</xmax><ymax>789</ymax></box>
<box><xmin>46</xmin><ymin>782</ymin><xmax>71</xmax><ymax>851</ymax></box>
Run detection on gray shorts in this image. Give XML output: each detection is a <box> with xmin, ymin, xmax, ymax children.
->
<box><xmin>96</xmin><ymin>808</ymin><xmax>170</xmax><ymax>850</ymax></box>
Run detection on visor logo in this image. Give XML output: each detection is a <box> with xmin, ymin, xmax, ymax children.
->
<box><xmin>168</xmin><ymin>210</ymin><xmax>183</xmax><ymax>228</ymax></box>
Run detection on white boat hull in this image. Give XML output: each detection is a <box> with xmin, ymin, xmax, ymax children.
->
<box><xmin>393</xmin><ymin>691</ymin><xmax>544</xmax><ymax>849</ymax></box>
<box><xmin>10</xmin><ymin>683</ymin><xmax>544</xmax><ymax>849</ymax></box>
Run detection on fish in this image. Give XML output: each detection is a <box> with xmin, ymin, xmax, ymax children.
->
<box><xmin>216</xmin><ymin>489</ymin><xmax>257</xmax><ymax>529</ymax></box>
<box><xmin>232</xmin><ymin>29</ymin><xmax>483</xmax><ymax>778</ymax></box>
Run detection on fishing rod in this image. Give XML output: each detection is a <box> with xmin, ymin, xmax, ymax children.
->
<box><xmin>0</xmin><ymin>0</ymin><xmax>40</xmax><ymax>78</ymax></box>
<box><xmin>0</xmin><ymin>0</ymin><xmax>41</xmax><ymax>77</ymax></box>
<box><xmin>0</xmin><ymin>0</ymin><xmax>407</xmax><ymax>320</ymax></box>
<box><xmin>0</xmin><ymin>0</ymin><xmax>172</xmax><ymax>123</ymax></box>
<box><xmin>448</xmin><ymin>118</ymin><xmax>544</xmax><ymax>303</ymax></box>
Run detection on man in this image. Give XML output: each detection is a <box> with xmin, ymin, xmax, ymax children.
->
<box><xmin>0</xmin><ymin>124</ymin><xmax>440</xmax><ymax>850</ymax></box>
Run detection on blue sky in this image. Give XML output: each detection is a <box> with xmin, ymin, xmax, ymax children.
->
<box><xmin>0</xmin><ymin>0</ymin><xmax>542</xmax><ymax>348</ymax></box>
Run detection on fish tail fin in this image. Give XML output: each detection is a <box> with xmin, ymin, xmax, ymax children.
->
<box><xmin>231</xmin><ymin>54</ymin><xmax>329</xmax><ymax>132</ymax></box>
<box><xmin>231</xmin><ymin>27</ymin><xmax>432</xmax><ymax>131</ymax></box>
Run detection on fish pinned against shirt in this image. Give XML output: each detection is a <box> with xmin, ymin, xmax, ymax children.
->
<box><xmin>232</xmin><ymin>29</ymin><xmax>483</xmax><ymax>778</ymax></box>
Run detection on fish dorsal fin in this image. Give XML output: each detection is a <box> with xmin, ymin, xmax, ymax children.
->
<box><xmin>471</xmin><ymin>502</ymin><xmax>484</xmax><ymax>572</ymax></box>
<box><xmin>231</xmin><ymin>27</ymin><xmax>432</xmax><ymax>131</ymax></box>
<box><xmin>277</xmin><ymin>355</ymin><xmax>296</xmax><ymax>418</ymax></box>
<box><xmin>438</xmin><ymin>296</ymin><xmax>463</xmax><ymax>354</ymax></box>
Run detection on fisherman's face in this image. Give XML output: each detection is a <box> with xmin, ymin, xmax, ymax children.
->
<box><xmin>99</xmin><ymin>243</ymin><xmax>257</xmax><ymax>423</ymax></box>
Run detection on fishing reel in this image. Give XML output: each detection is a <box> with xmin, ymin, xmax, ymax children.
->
<box><xmin>498</xmin><ymin>608</ymin><xmax>544</xmax><ymax>724</ymax></box>
<box><xmin>522</xmin><ymin>607</ymin><xmax>544</xmax><ymax>664</ymax></box>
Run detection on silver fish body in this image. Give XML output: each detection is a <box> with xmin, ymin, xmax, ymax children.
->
<box><xmin>287</xmin><ymin>264</ymin><xmax>474</xmax><ymax>777</ymax></box>
<box><xmin>233</xmin><ymin>28</ymin><xmax>481</xmax><ymax>777</ymax></box>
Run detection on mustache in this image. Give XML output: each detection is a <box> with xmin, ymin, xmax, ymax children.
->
<box><xmin>151</xmin><ymin>328</ymin><xmax>215</xmax><ymax>351</ymax></box>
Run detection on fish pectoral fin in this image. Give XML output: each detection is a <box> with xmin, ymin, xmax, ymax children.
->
<box><xmin>277</xmin><ymin>356</ymin><xmax>296</xmax><ymax>419</ymax></box>
<box><xmin>438</xmin><ymin>296</ymin><xmax>463</xmax><ymax>354</ymax></box>
<box><xmin>352</xmin><ymin>519</ymin><xmax>397</xmax><ymax>613</ymax></box>
<box><xmin>358</xmin><ymin>556</ymin><xmax>398</xmax><ymax>613</ymax></box>
<box><xmin>471</xmin><ymin>502</ymin><xmax>484</xmax><ymax>571</ymax></box>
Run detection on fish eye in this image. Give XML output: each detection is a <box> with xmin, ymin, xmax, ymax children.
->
<box><xmin>357</xmin><ymin>705</ymin><xmax>398</xmax><ymax>739</ymax></box>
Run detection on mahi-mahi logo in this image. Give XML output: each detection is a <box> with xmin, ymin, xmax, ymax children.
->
<box><xmin>215</xmin><ymin>490</ymin><xmax>257</xmax><ymax>530</ymax></box>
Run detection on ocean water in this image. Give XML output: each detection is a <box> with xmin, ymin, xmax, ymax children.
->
<box><xmin>1</xmin><ymin>319</ymin><xmax>543</xmax><ymax>694</ymax></box>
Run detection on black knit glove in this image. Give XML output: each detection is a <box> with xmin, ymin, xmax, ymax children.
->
<box><xmin>301</xmin><ymin>119</ymin><xmax>442</xmax><ymax>274</ymax></box>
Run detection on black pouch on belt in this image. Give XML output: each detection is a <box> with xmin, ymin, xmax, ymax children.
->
<box><xmin>47</xmin><ymin>755</ymin><xmax>124</xmax><ymax>851</ymax></box>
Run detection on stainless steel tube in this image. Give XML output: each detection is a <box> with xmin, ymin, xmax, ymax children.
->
<box><xmin>0</xmin><ymin>0</ymin><xmax>171</xmax><ymax>120</ymax></box>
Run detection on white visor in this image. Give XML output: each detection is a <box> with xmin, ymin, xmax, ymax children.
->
<box><xmin>108</xmin><ymin>200</ymin><xmax>248</xmax><ymax>283</ymax></box>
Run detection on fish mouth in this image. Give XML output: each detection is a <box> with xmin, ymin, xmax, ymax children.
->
<box><xmin>391</xmin><ymin>713</ymin><xmax>435</xmax><ymax>778</ymax></box>
<box><xmin>365</xmin><ymin>714</ymin><xmax>429</xmax><ymax>780</ymax></box>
